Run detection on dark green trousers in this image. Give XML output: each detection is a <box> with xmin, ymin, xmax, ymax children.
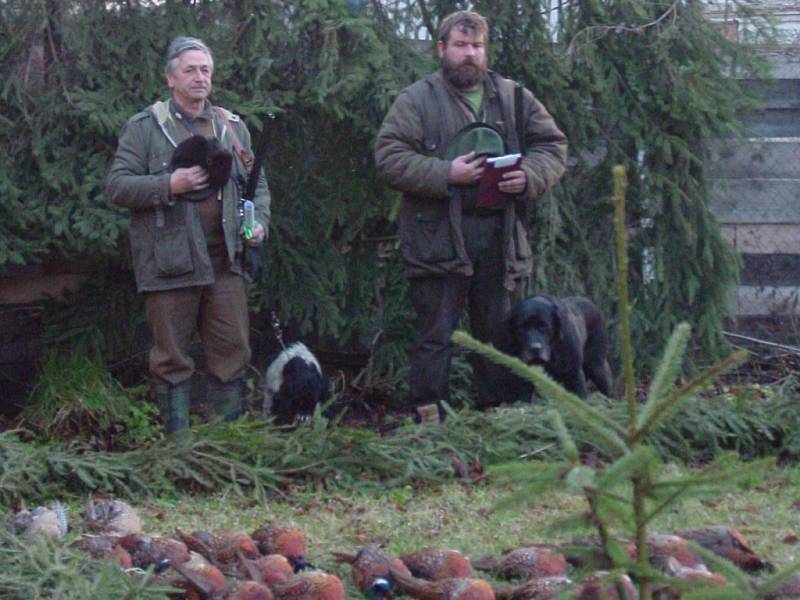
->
<box><xmin>407</xmin><ymin>214</ymin><xmax>527</xmax><ymax>411</ymax></box>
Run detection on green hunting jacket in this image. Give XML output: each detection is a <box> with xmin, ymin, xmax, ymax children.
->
<box><xmin>375</xmin><ymin>70</ymin><xmax>567</xmax><ymax>289</ymax></box>
<box><xmin>107</xmin><ymin>99</ymin><xmax>270</xmax><ymax>292</ymax></box>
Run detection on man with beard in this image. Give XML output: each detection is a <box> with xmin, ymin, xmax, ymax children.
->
<box><xmin>107</xmin><ymin>37</ymin><xmax>270</xmax><ymax>434</ymax></box>
<box><xmin>375</xmin><ymin>11</ymin><xmax>567</xmax><ymax>420</ymax></box>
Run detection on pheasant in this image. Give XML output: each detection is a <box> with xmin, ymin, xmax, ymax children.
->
<box><xmin>117</xmin><ymin>533</ymin><xmax>191</xmax><ymax>570</ymax></box>
<box><xmin>202</xmin><ymin>530</ymin><xmax>261</xmax><ymax>564</ymax></box>
<box><xmin>623</xmin><ymin>533</ymin><xmax>704</xmax><ymax>572</ymax></box>
<box><xmin>228</xmin><ymin>580</ymin><xmax>275</xmax><ymax>600</ymax></box>
<box><xmin>74</xmin><ymin>534</ymin><xmax>133</xmax><ymax>569</ymax></box>
<box><xmin>270</xmin><ymin>570</ymin><xmax>346</xmax><ymax>600</ymax></box>
<box><xmin>473</xmin><ymin>546</ymin><xmax>568</xmax><ymax>580</ymax></box>
<box><xmin>252</xmin><ymin>525</ymin><xmax>308</xmax><ymax>571</ymax></box>
<box><xmin>175</xmin><ymin>527</ymin><xmax>260</xmax><ymax>571</ymax></box>
<box><xmin>571</xmin><ymin>571</ymin><xmax>637</xmax><ymax>600</ymax></box>
<box><xmin>13</xmin><ymin>502</ymin><xmax>68</xmax><ymax>540</ymax></box>
<box><xmin>83</xmin><ymin>498</ymin><xmax>142</xmax><ymax>537</ymax></box>
<box><xmin>389</xmin><ymin>564</ymin><xmax>496</xmax><ymax>600</ymax></box>
<box><xmin>677</xmin><ymin>526</ymin><xmax>774</xmax><ymax>573</ymax></box>
<box><xmin>663</xmin><ymin>556</ymin><xmax>726</xmax><ymax>588</ymax></box>
<box><xmin>239</xmin><ymin>554</ymin><xmax>295</xmax><ymax>586</ymax></box>
<box><xmin>493</xmin><ymin>576</ymin><xmax>572</xmax><ymax>600</ymax></box>
<box><xmin>332</xmin><ymin>543</ymin><xmax>411</xmax><ymax>593</ymax></box>
<box><xmin>171</xmin><ymin>550</ymin><xmax>228</xmax><ymax>600</ymax></box>
<box><xmin>399</xmin><ymin>547</ymin><xmax>475</xmax><ymax>580</ymax></box>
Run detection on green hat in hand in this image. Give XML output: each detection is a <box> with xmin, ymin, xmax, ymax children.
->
<box><xmin>444</xmin><ymin>122</ymin><xmax>506</xmax><ymax>160</ymax></box>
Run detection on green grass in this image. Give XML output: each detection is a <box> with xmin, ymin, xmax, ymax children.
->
<box><xmin>4</xmin><ymin>450</ymin><xmax>799</xmax><ymax>598</ymax></box>
<box><xmin>112</xmin><ymin>462</ymin><xmax>800</xmax><ymax>597</ymax></box>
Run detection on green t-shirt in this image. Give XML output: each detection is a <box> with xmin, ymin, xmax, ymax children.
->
<box><xmin>461</xmin><ymin>85</ymin><xmax>484</xmax><ymax>117</ymax></box>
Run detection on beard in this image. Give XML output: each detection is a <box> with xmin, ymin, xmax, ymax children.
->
<box><xmin>441</xmin><ymin>55</ymin><xmax>487</xmax><ymax>90</ymax></box>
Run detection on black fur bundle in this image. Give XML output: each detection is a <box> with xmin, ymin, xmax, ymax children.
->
<box><xmin>169</xmin><ymin>134</ymin><xmax>233</xmax><ymax>201</ymax></box>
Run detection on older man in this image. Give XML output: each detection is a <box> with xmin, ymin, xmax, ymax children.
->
<box><xmin>107</xmin><ymin>37</ymin><xmax>270</xmax><ymax>433</ymax></box>
<box><xmin>375</xmin><ymin>11</ymin><xmax>567</xmax><ymax>420</ymax></box>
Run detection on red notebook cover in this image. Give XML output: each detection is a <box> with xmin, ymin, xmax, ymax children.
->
<box><xmin>476</xmin><ymin>153</ymin><xmax>523</xmax><ymax>208</ymax></box>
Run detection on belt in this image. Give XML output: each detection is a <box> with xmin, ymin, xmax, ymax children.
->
<box><xmin>462</xmin><ymin>207</ymin><xmax>504</xmax><ymax>218</ymax></box>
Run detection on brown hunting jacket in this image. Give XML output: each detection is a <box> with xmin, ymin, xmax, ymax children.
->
<box><xmin>375</xmin><ymin>70</ymin><xmax>567</xmax><ymax>289</ymax></box>
<box><xmin>106</xmin><ymin>99</ymin><xmax>270</xmax><ymax>292</ymax></box>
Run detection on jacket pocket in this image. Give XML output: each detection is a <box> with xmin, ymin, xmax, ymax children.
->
<box><xmin>154</xmin><ymin>226</ymin><xmax>194</xmax><ymax>278</ymax></box>
<box><xmin>400</xmin><ymin>212</ymin><xmax>455</xmax><ymax>265</ymax></box>
<box><xmin>148</xmin><ymin>150</ymin><xmax>172</xmax><ymax>175</ymax></box>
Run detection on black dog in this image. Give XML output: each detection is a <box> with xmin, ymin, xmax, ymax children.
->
<box><xmin>507</xmin><ymin>294</ymin><xmax>613</xmax><ymax>398</ymax></box>
<box><xmin>263</xmin><ymin>342</ymin><xmax>331</xmax><ymax>424</ymax></box>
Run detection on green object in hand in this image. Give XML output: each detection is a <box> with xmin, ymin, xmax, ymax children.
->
<box><xmin>242</xmin><ymin>199</ymin><xmax>255</xmax><ymax>240</ymax></box>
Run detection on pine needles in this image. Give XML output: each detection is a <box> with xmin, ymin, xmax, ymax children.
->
<box><xmin>451</xmin><ymin>165</ymin><xmax>787</xmax><ymax>599</ymax></box>
<box><xmin>1</xmin><ymin>388</ymin><xmax>798</xmax><ymax>510</ymax></box>
<box><xmin>0</xmin><ymin>526</ymin><xmax>173</xmax><ymax>600</ymax></box>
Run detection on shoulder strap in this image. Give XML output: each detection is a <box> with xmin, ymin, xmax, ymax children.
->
<box><xmin>213</xmin><ymin>106</ymin><xmax>253</xmax><ymax>173</ymax></box>
<box><xmin>515</xmin><ymin>82</ymin><xmax>525</xmax><ymax>155</ymax></box>
<box><xmin>213</xmin><ymin>107</ymin><xmax>241</xmax><ymax>151</ymax></box>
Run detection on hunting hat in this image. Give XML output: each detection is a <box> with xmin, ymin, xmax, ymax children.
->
<box><xmin>169</xmin><ymin>135</ymin><xmax>233</xmax><ymax>202</ymax></box>
<box><xmin>444</xmin><ymin>122</ymin><xmax>506</xmax><ymax>160</ymax></box>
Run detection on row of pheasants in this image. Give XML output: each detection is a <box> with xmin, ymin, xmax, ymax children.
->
<box><xmin>9</xmin><ymin>498</ymin><xmax>797</xmax><ymax>599</ymax></box>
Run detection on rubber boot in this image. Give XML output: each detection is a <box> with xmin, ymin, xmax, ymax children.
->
<box><xmin>153</xmin><ymin>380</ymin><xmax>191</xmax><ymax>435</ymax></box>
<box><xmin>207</xmin><ymin>377</ymin><xmax>243</xmax><ymax>422</ymax></box>
<box><xmin>414</xmin><ymin>402</ymin><xmax>442</xmax><ymax>424</ymax></box>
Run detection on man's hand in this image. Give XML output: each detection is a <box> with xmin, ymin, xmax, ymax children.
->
<box><xmin>498</xmin><ymin>169</ymin><xmax>527</xmax><ymax>195</ymax></box>
<box><xmin>170</xmin><ymin>166</ymin><xmax>209</xmax><ymax>195</ymax></box>
<box><xmin>448</xmin><ymin>151</ymin><xmax>485</xmax><ymax>185</ymax></box>
<box><xmin>246</xmin><ymin>223</ymin><xmax>266</xmax><ymax>246</ymax></box>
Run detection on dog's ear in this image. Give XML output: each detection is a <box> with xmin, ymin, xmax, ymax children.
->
<box><xmin>539</xmin><ymin>295</ymin><xmax>567</xmax><ymax>343</ymax></box>
<box><xmin>554</xmin><ymin>300</ymin><xmax>569</xmax><ymax>343</ymax></box>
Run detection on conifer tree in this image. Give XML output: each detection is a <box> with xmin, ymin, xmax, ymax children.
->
<box><xmin>452</xmin><ymin>165</ymin><xmax>782</xmax><ymax>599</ymax></box>
<box><xmin>0</xmin><ymin>0</ymin><xmax>774</xmax><ymax>375</ymax></box>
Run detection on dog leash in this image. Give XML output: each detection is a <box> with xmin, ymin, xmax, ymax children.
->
<box><xmin>271</xmin><ymin>309</ymin><xmax>286</xmax><ymax>351</ymax></box>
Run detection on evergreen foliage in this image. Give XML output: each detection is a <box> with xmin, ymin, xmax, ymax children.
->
<box><xmin>0</xmin><ymin>1</ymin><xmax>774</xmax><ymax>387</ymax></box>
<box><xmin>2</xmin><ymin>381</ymin><xmax>799</xmax><ymax>510</ymax></box>
<box><xmin>0</xmin><ymin>525</ymin><xmax>174</xmax><ymax>600</ymax></box>
<box><xmin>450</xmin><ymin>165</ymin><xmax>788</xmax><ymax>599</ymax></box>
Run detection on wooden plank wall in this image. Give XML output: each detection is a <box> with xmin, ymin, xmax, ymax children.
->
<box><xmin>708</xmin><ymin>50</ymin><xmax>800</xmax><ymax>329</ymax></box>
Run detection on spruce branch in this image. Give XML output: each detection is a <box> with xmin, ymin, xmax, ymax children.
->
<box><xmin>632</xmin><ymin>350</ymin><xmax>748</xmax><ymax>444</ymax></box>
<box><xmin>595</xmin><ymin>446</ymin><xmax>659</xmax><ymax>491</ymax></box>
<box><xmin>451</xmin><ymin>330</ymin><xmax>628</xmax><ymax>457</ymax></box>
<box><xmin>637</xmin><ymin>322</ymin><xmax>691</xmax><ymax>432</ymax></box>
<box><xmin>612</xmin><ymin>163</ymin><xmax>653</xmax><ymax>600</ymax></box>
<box><xmin>612</xmin><ymin>165</ymin><xmax>637</xmax><ymax>437</ymax></box>
<box><xmin>547</xmin><ymin>409</ymin><xmax>579</xmax><ymax>462</ymax></box>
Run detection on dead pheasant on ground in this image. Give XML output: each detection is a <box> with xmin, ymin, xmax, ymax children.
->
<box><xmin>677</xmin><ymin>526</ymin><xmax>774</xmax><ymax>573</ymax></box>
<box><xmin>270</xmin><ymin>570</ymin><xmax>346</xmax><ymax>600</ymax></box>
<box><xmin>332</xmin><ymin>542</ymin><xmax>411</xmax><ymax>595</ymax></box>
<box><xmin>473</xmin><ymin>546</ymin><xmax>568</xmax><ymax>580</ymax></box>
<box><xmin>252</xmin><ymin>525</ymin><xmax>308</xmax><ymax>571</ymax></box>
<box><xmin>389</xmin><ymin>563</ymin><xmax>496</xmax><ymax>600</ymax></box>
<box><xmin>399</xmin><ymin>547</ymin><xmax>475</xmax><ymax>580</ymax></box>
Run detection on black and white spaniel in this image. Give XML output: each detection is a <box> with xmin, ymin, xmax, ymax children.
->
<box><xmin>263</xmin><ymin>342</ymin><xmax>331</xmax><ymax>424</ymax></box>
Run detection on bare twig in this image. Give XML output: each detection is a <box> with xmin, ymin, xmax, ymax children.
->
<box><xmin>722</xmin><ymin>331</ymin><xmax>800</xmax><ymax>355</ymax></box>
<box><xmin>566</xmin><ymin>0</ymin><xmax>680</xmax><ymax>59</ymax></box>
